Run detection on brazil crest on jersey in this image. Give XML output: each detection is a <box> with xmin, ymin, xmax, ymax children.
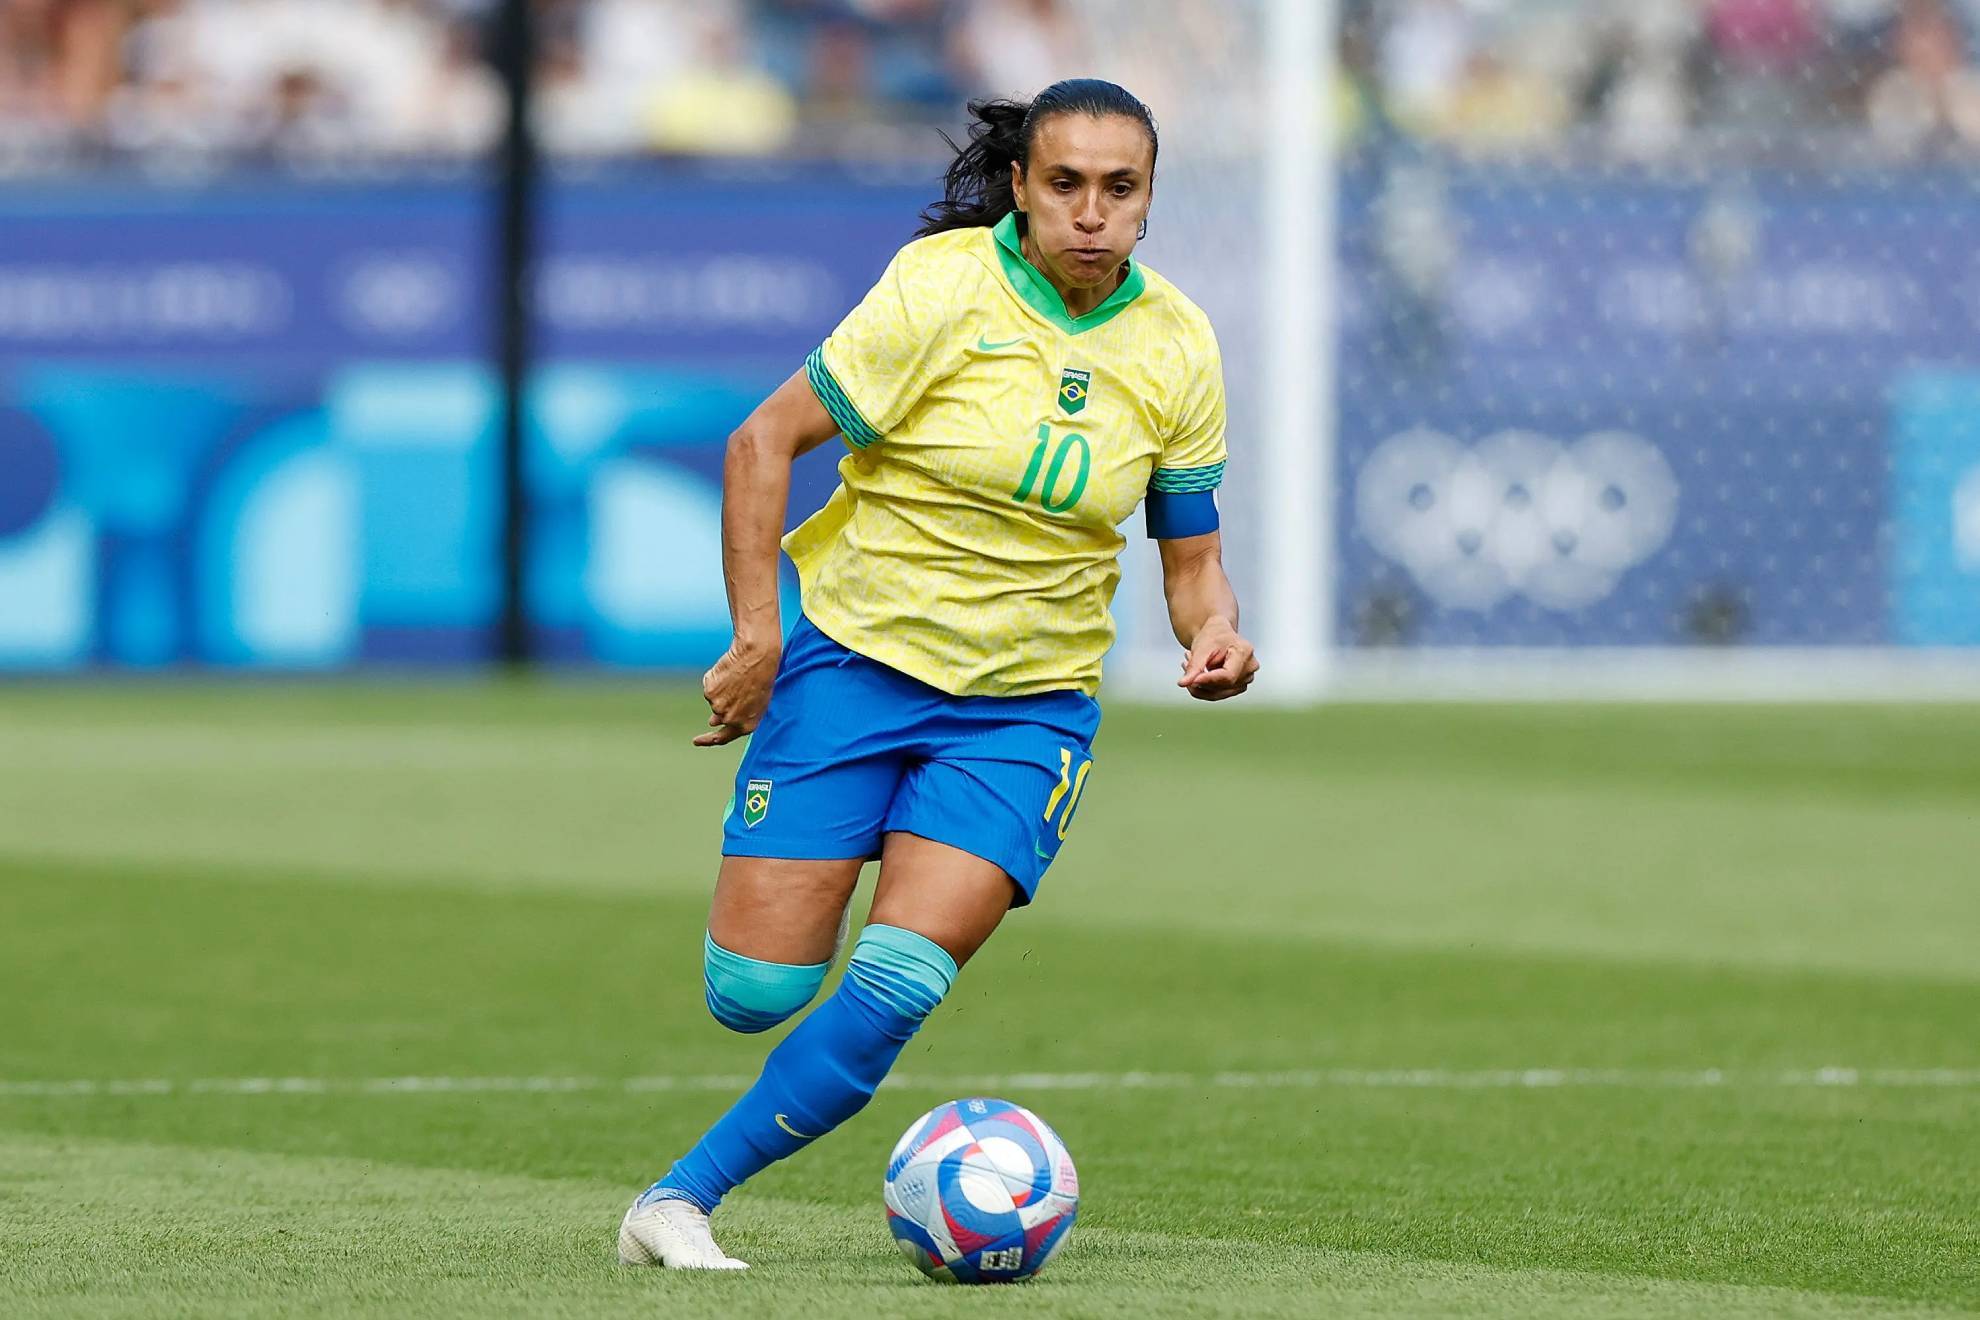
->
<box><xmin>789</xmin><ymin>213</ymin><xmax>1228</xmax><ymax>699</ymax></box>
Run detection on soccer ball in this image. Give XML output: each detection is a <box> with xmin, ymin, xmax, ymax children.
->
<box><xmin>882</xmin><ymin>1098</ymin><xmax>1078</xmax><ymax>1284</ymax></box>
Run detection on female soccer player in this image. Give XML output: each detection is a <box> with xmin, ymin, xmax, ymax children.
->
<box><xmin>619</xmin><ymin>78</ymin><xmax>1258</xmax><ymax>1270</ymax></box>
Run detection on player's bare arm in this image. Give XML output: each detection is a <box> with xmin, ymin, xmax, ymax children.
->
<box><xmin>695</xmin><ymin>371</ymin><xmax>840</xmax><ymax>748</ymax></box>
<box><xmin>1159</xmin><ymin>530</ymin><xmax>1258</xmax><ymax>701</ymax></box>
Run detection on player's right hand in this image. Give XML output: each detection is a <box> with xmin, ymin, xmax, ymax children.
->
<box><xmin>693</xmin><ymin>637</ymin><xmax>781</xmax><ymax>747</ymax></box>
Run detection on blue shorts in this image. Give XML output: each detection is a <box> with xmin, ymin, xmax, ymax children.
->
<box><xmin>721</xmin><ymin>615</ymin><xmax>1102</xmax><ymax>905</ymax></box>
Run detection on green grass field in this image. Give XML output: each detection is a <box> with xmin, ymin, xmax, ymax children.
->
<box><xmin>1</xmin><ymin>684</ymin><xmax>1976</xmax><ymax>1318</ymax></box>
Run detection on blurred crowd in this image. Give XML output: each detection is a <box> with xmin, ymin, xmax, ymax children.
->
<box><xmin>2</xmin><ymin>0</ymin><xmax>1977</xmax><ymax>170</ymax></box>
<box><xmin>0</xmin><ymin>0</ymin><xmax>1097</xmax><ymax>167</ymax></box>
<box><xmin>1343</xmin><ymin>0</ymin><xmax>1980</xmax><ymax>162</ymax></box>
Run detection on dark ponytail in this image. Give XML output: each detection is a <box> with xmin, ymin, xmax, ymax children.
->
<box><xmin>916</xmin><ymin>79</ymin><xmax>1159</xmax><ymax>237</ymax></box>
<box><xmin>917</xmin><ymin>97</ymin><xmax>1031</xmax><ymax>236</ymax></box>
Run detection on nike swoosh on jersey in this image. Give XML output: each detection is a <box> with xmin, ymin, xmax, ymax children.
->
<box><xmin>774</xmin><ymin>1113</ymin><xmax>817</xmax><ymax>1139</ymax></box>
<box><xmin>1033</xmin><ymin>840</ymin><xmax>1055</xmax><ymax>860</ymax></box>
<box><xmin>975</xmin><ymin>336</ymin><xmax>1024</xmax><ymax>352</ymax></box>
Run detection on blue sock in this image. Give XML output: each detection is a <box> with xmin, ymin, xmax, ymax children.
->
<box><xmin>645</xmin><ymin>924</ymin><xmax>957</xmax><ymax>1213</ymax></box>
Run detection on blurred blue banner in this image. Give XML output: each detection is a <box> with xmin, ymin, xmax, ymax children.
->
<box><xmin>1336</xmin><ymin>363</ymin><xmax>1889</xmax><ymax>647</ymax></box>
<box><xmin>1</xmin><ymin>165</ymin><xmax>1976</xmax><ymax>667</ymax></box>
<box><xmin>1331</xmin><ymin>164</ymin><xmax>1980</xmax><ymax>651</ymax></box>
<box><xmin>0</xmin><ymin>168</ymin><xmax>922</xmax><ymax>668</ymax></box>
<box><xmin>1891</xmin><ymin>372</ymin><xmax>1980</xmax><ymax>648</ymax></box>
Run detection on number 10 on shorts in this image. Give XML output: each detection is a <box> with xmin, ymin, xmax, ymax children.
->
<box><xmin>1043</xmin><ymin>747</ymin><xmax>1093</xmax><ymax>842</ymax></box>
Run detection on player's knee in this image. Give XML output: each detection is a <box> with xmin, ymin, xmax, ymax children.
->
<box><xmin>702</xmin><ymin>933</ymin><xmax>829</xmax><ymax>1034</ymax></box>
<box><xmin>845</xmin><ymin>924</ymin><xmax>958</xmax><ymax>1024</ymax></box>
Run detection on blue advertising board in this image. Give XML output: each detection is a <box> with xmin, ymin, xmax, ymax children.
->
<box><xmin>1891</xmin><ymin>372</ymin><xmax>1980</xmax><ymax>647</ymax></box>
<box><xmin>1330</xmin><ymin>164</ymin><xmax>1980</xmax><ymax>651</ymax></box>
<box><xmin>1335</xmin><ymin>359</ymin><xmax>1890</xmax><ymax>647</ymax></box>
<box><xmin>0</xmin><ymin>163</ymin><xmax>1976</xmax><ymax>667</ymax></box>
<box><xmin>0</xmin><ymin>168</ymin><xmax>927</xmax><ymax>667</ymax></box>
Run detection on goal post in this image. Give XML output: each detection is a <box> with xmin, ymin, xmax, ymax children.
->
<box><xmin>1258</xmin><ymin>0</ymin><xmax>1337</xmax><ymax>702</ymax></box>
<box><xmin>1068</xmin><ymin>0</ymin><xmax>1336</xmax><ymax>703</ymax></box>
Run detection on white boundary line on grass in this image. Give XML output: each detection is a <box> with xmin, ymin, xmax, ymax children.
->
<box><xmin>2</xmin><ymin>1068</ymin><xmax>1978</xmax><ymax>1099</ymax></box>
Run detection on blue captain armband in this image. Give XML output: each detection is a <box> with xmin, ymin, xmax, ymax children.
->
<box><xmin>1145</xmin><ymin>489</ymin><xmax>1220</xmax><ymax>539</ymax></box>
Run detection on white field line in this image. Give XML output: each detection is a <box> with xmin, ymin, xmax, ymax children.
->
<box><xmin>2</xmin><ymin>1068</ymin><xmax>1978</xmax><ymax>1100</ymax></box>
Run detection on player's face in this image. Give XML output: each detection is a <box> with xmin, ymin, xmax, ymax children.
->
<box><xmin>1012</xmin><ymin>113</ymin><xmax>1155</xmax><ymax>293</ymax></box>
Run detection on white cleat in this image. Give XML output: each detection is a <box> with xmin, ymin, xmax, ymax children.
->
<box><xmin>618</xmin><ymin>1194</ymin><xmax>749</xmax><ymax>1271</ymax></box>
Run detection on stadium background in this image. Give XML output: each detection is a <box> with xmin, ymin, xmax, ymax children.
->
<box><xmin>3</xmin><ymin>4</ymin><xmax>1978</xmax><ymax>1317</ymax></box>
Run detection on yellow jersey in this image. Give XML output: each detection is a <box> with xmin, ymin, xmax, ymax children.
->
<box><xmin>787</xmin><ymin>212</ymin><xmax>1227</xmax><ymax>698</ymax></box>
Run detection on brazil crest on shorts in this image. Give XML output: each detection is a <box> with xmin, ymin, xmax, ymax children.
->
<box><xmin>1059</xmin><ymin>368</ymin><xmax>1091</xmax><ymax>415</ymax></box>
<box><xmin>743</xmin><ymin>778</ymin><xmax>772</xmax><ymax>828</ymax></box>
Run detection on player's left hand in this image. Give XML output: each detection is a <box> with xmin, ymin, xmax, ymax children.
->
<box><xmin>694</xmin><ymin>636</ymin><xmax>781</xmax><ymax>747</ymax></box>
<box><xmin>1178</xmin><ymin>618</ymin><xmax>1258</xmax><ymax>701</ymax></box>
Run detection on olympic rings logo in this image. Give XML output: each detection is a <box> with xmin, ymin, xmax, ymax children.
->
<box><xmin>1354</xmin><ymin>428</ymin><xmax>1681</xmax><ymax>612</ymax></box>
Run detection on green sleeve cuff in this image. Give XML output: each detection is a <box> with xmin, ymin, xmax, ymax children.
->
<box><xmin>1149</xmin><ymin>460</ymin><xmax>1225</xmax><ymax>494</ymax></box>
<box><xmin>805</xmin><ymin>347</ymin><xmax>883</xmax><ymax>449</ymax></box>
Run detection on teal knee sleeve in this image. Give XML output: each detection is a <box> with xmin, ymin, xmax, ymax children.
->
<box><xmin>846</xmin><ymin>924</ymin><xmax>957</xmax><ymax>1022</ymax></box>
<box><xmin>703</xmin><ymin>933</ymin><xmax>829</xmax><ymax>1034</ymax></box>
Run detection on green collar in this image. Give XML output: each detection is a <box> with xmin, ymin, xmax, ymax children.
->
<box><xmin>991</xmin><ymin>212</ymin><xmax>1146</xmax><ymax>335</ymax></box>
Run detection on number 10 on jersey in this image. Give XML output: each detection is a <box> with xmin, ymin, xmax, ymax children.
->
<box><xmin>1013</xmin><ymin>424</ymin><xmax>1091</xmax><ymax>514</ymax></box>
